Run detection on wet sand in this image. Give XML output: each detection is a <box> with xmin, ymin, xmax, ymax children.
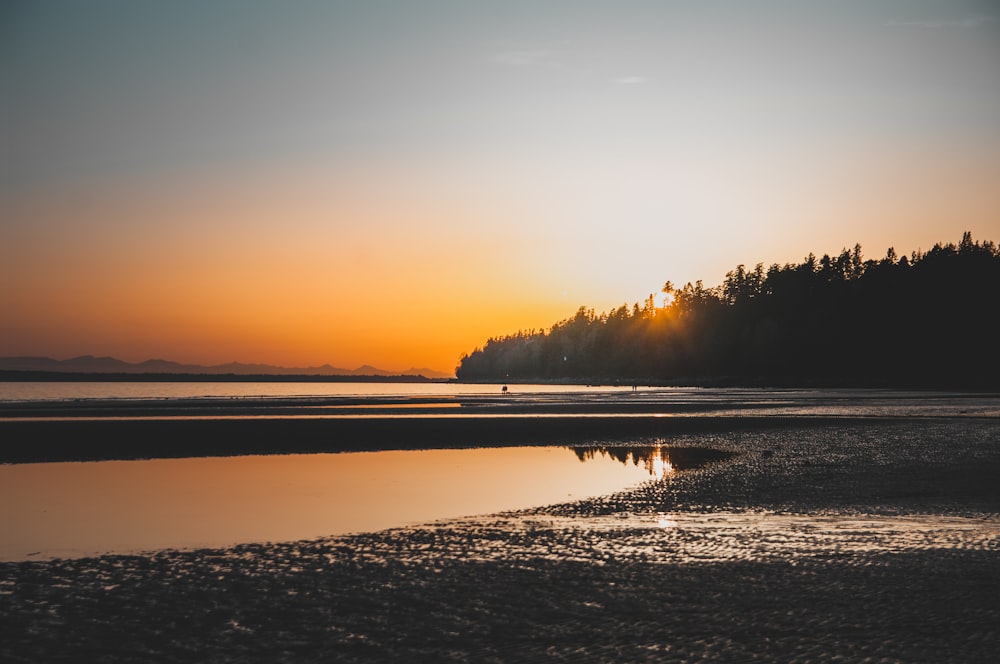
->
<box><xmin>2</xmin><ymin>387</ymin><xmax>997</xmax><ymax>463</ymax></box>
<box><xmin>0</xmin><ymin>413</ymin><xmax>889</xmax><ymax>464</ymax></box>
<box><xmin>2</xmin><ymin>395</ymin><xmax>999</xmax><ymax>661</ymax></box>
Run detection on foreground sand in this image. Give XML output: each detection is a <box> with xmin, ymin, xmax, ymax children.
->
<box><xmin>2</xmin><ymin>403</ymin><xmax>999</xmax><ymax>661</ymax></box>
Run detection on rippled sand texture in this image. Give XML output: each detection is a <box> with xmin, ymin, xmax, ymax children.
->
<box><xmin>2</xmin><ymin>417</ymin><xmax>999</xmax><ymax>662</ymax></box>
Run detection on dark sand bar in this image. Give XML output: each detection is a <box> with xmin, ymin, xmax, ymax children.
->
<box><xmin>1</xmin><ymin>413</ymin><xmax>885</xmax><ymax>464</ymax></box>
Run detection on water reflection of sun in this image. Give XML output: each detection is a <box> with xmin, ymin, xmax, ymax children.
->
<box><xmin>573</xmin><ymin>445</ymin><xmax>680</xmax><ymax>478</ymax></box>
<box><xmin>648</xmin><ymin>448</ymin><xmax>674</xmax><ymax>480</ymax></box>
<box><xmin>657</xmin><ymin>513</ymin><xmax>678</xmax><ymax>529</ymax></box>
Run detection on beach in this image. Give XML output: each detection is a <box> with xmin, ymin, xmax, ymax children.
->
<box><xmin>2</xmin><ymin>390</ymin><xmax>999</xmax><ymax>661</ymax></box>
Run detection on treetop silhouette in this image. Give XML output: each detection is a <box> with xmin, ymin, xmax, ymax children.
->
<box><xmin>457</xmin><ymin>232</ymin><xmax>999</xmax><ymax>389</ymax></box>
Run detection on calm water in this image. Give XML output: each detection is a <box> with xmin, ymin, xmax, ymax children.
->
<box><xmin>0</xmin><ymin>446</ymin><xmax>696</xmax><ymax>561</ymax></box>
<box><xmin>0</xmin><ymin>381</ymin><xmax>618</xmax><ymax>403</ymax></box>
<box><xmin>3</xmin><ymin>382</ymin><xmax>998</xmax><ymax>419</ymax></box>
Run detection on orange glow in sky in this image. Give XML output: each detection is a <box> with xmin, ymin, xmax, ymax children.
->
<box><xmin>2</xmin><ymin>173</ymin><xmax>575</xmax><ymax>371</ymax></box>
<box><xmin>2</xmin><ymin>2</ymin><xmax>999</xmax><ymax>373</ymax></box>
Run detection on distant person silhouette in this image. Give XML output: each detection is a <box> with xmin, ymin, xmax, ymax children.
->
<box><xmin>502</xmin><ymin>384</ymin><xmax>508</xmax><ymax>395</ymax></box>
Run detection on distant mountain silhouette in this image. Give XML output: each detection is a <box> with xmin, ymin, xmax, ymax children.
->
<box><xmin>0</xmin><ymin>355</ymin><xmax>453</xmax><ymax>380</ymax></box>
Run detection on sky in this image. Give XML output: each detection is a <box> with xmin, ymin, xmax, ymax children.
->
<box><xmin>2</xmin><ymin>1</ymin><xmax>999</xmax><ymax>373</ymax></box>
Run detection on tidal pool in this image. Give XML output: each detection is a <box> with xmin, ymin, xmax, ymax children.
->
<box><xmin>0</xmin><ymin>445</ymin><xmax>728</xmax><ymax>561</ymax></box>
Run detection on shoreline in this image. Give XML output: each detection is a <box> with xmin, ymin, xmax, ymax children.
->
<box><xmin>4</xmin><ymin>369</ymin><xmax>998</xmax><ymax>391</ymax></box>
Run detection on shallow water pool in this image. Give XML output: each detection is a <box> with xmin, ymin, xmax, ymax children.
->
<box><xmin>0</xmin><ymin>445</ymin><xmax>727</xmax><ymax>560</ymax></box>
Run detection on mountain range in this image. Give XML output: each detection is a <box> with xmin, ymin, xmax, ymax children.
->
<box><xmin>0</xmin><ymin>356</ymin><xmax>454</xmax><ymax>380</ymax></box>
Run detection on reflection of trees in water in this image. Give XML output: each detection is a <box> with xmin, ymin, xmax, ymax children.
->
<box><xmin>574</xmin><ymin>446</ymin><xmax>734</xmax><ymax>478</ymax></box>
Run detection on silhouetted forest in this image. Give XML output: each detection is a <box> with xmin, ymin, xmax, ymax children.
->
<box><xmin>457</xmin><ymin>233</ymin><xmax>999</xmax><ymax>388</ymax></box>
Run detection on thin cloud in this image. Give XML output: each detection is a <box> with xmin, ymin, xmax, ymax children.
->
<box><xmin>616</xmin><ymin>75</ymin><xmax>647</xmax><ymax>85</ymax></box>
<box><xmin>488</xmin><ymin>44</ymin><xmax>594</xmax><ymax>80</ymax></box>
<box><xmin>885</xmin><ymin>16</ymin><xmax>995</xmax><ymax>29</ymax></box>
<box><xmin>490</xmin><ymin>49</ymin><xmax>553</xmax><ymax>67</ymax></box>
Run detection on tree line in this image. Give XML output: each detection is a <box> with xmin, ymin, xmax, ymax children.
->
<box><xmin>456</xmin><ymin>232</ymin><xmax>999</xmax><ymax>388</ymax></box>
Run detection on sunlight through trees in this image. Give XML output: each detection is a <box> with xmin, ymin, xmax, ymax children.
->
<box><xmin>457</xmin><ymin>233</ymin><xmax>999</xmax><ymax>388</ymax></box>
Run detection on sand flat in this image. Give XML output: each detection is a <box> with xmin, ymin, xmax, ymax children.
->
<box><xmin>2</xmin><ymin>395</ymin><xmax>999</xmax><ymax>661</ymax></box>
